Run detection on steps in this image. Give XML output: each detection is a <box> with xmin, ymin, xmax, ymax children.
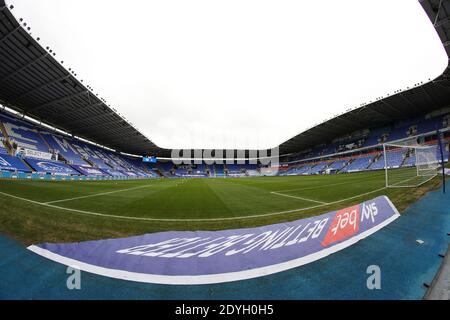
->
<box><xmin>368</xmin><ymin>153</ymin><xmax>382</xmax><ymax>169</ymax></box>
<box><xmin>338</xmin><ymin>159</ymin><xmax>352</xmax><ymax>173</ymax></box>
<box><xmin>0</xmin><ymin>120</ymin><xmax>14</xmax><ymax>155</ymax></box>
<box><xmin>21</xmin><ymin>158</ymin><xmax>35</xmax><ymax>173</ymax></box>
<box><xmin>39</xmin><ymin>132</ymin><xmax>52</xmax><ymax>153</ymax></box>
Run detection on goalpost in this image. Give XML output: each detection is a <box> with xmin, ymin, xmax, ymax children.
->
<box><xmin>384</xmin><ymin>139</ymin><xmax>440</xmax><ymax>188</ymax></box>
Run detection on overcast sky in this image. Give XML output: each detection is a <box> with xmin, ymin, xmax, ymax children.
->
<box><xmin>7</xmin><ymin>0</ymin><xmax>448</xmax><ymax>150</ymax></box>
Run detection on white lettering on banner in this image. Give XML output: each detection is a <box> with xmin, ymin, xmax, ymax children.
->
<box><xmin>361</xmin><ymin>202</ymin><xmax>378</xmax><ymax>223</ymax></box>
<box><xmin>196</xmin><ymin>234</ymin><xmax>254</xmax><ymax>258</ymax></box>
<box><xmin>330</xmin><ymin>208</ymin><xmax>358</xmax><ymax>237</ymax></box>
<box><xmin>116</xmin><ymin>217</ymin><xmax>334</xmax><ymax>259</ymax></box>
<box><xmin>0</xmin><ymin>157</ymin><xmax>11</xmax><ymax>166</ymax></box>
<box><xmin>52</xmin><ymin>135</ymin><xmax>75</xmax><ymax>154</ymax></box>
<box><xmin>269</xmin><ymin>224</ymin><xmax>307</xmax><ymax>249</ymax></box>
<box><xmin>22</xmin><ymin>149</ymin><xmax>53</xmax><ymax>160</ymax></box>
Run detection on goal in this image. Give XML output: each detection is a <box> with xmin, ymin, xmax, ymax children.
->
<box><xmin>384</xmin><ymin>140</ymin><xmax>440</xmax><ymax>188</ymax></box>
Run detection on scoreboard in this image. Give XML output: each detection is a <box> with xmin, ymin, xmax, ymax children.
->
<box><xmin>143</xmin><ymin>156</ymin><xmax>157</xmax><ymax>163</ymax></box>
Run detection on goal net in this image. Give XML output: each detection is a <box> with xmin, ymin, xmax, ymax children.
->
<box><xmin>384</xmin><ymin>140</ymin><xmax>440</xmax><ymax>188</ymax></box>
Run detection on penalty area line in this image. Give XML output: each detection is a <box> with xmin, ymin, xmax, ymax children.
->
<box><xmin>270</xmin><ymin>191</ymin><xmax>329</xmax><ymax>204</ymax></box>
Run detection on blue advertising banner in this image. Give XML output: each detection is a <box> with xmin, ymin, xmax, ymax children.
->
<box><xmin>0</xmin><ymin>154</ymin><xmax>31</xmax><ymax>172</ymax></box>
<box><xmin>28</xmin><ymin>196</ymin><xmax>400</xmax><ymax>285</ymax></box>
<box><xmin>25</xmin><ymin>159</ymin><xmax>79</xmax><ymax>175</ymax></box>
<box><xmin>71</xmin><ymin>165</ymin><xmax>108</xmax><ymax>176</ymax></box>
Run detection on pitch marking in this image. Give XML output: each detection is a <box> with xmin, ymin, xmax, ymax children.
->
<box><xmin>0</xmin><ymin>174</ymin><xmax>427</xmax><ymax>222</ymax></box>
<box><xmin>270</xmin><ymin>191</ymin><xmax>329</xmax><ymax>204</ymax></box>
<box><xmin>44</xmin><ymin>183</ymin><xmax>169</xmax><ymax>204</ymax></box>
<box><xmin>0</xmin><ymin>186</ymin><xmax>387</xmax><ymax>222</ymax></box>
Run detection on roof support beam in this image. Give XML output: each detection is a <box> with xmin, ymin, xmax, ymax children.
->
<box><xmin>318</xmin><ymin>123</ymin><xmax>343</xmax><ymax>134</ymax></box>
<box><xmin>362</xmin><ymin>103</ymin><xmax>396</xmax><ymax>121</ymax></box>
<box><xmin>432</xmin><ymin>78</ymin><xmax>450</xmax><ymax>94</ymax></box>
<box><xmin>0</xmin><ymin>53</ymin><xmax>49</xmax><ymax>85</ymax></box>
<box><xmin>433</xmin><ymin>0</ymin><xmax>445</xmax><ymax>26</ymax></box>
<box><xmin>378</xmin><ymin>99</ymin><xmax>405</xmax><ymax>118</ymax></box>
<box><xmin>323</xmin><ymin>120</ymin><xmax>349</xmax><ymax>131</ymax></box>
<box><xmin>107</xmin><ymin>134</ymin><xmax>149</xmax><ymax>144</ymax></box>
<box><xmin>74</xmin><ymin>125</ymin><xmax>133</xmax><ymax>138</ymax></box>
<box><xmin>435</xmin><ymin>15</ymin><xmax>450</xmax><ymax>28</ymax></box>
<box><xmin>420</xmin><ymin>85</ymin><xmax>438</xmax><ymax>106</ymax></box>
<box><xmin>69</xmin><ymin>117</ymin><xmax>122</xmax><ymax>131</ymax></box>
<box><xmin>27</xmin><ymin>90</ymin><xmax>89</xmax><ymax>112</ymax></box>
<box><xmin>12</xmin><ymin>74</ymin><xmax>71</xmax><ymax>102</ymax></box>
<box><xmin>0</xmin><ymin>26</ymin><xmax>20</xmax><ymax>46</ymax></box>
<box><xmin>335</xmin><ymin>114</ymin><xmax>371</xmax><ymax>127</ymax></box>
<box><xmin>57</xmin><ymin>110</ymin><xmax>115</xmax><ymax>127</ymax></box>
<box><xmin>48</xmin><ymin>102</ymin><xmax>105</xmax><ymax>122</ymax></box>
<box><xmin>398</xmin><ymin>92</ymin><xmax>422</xmax><ymax>114</ymax></box>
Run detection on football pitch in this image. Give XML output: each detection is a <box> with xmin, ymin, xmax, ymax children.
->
<box><xmin>0</xmin><ymin>171</ymin><xmax>441</xmax><ymax>245</ymax></box>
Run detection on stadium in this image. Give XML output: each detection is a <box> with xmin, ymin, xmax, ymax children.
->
<box><xmin>0</xmin><ymin>0</ymin><xmax>449</xmax><ymax>302</ymax></box>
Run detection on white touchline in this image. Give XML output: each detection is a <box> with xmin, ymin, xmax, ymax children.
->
<box><xmin>44</xmin><ymin>183</ymin><xmax>168</xmax><ymax>204</ymax></box>
<box><xmin>270</xmin><ymin>191</ymin><xmax>329</xmax><ymax>204</ymax></box>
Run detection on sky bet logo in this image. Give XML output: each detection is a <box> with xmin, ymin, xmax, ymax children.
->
<box><xmin>321</xmin><ymin>202</ymin><xmax>378</xmax><ymax>247</ymax></box>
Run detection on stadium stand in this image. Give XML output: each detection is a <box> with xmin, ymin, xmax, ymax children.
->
<box><xmin>309</xmin><ymin>162</ymin><xmax>329</xmax><ymax>174</ymax></box>
<box><xmin>0</xmin><ymin>109</ymin><xmax>154</xmax><ymax>179</ymax></box>
<box><xmin>0</xmin><ymin>113</ymin><xmax>50</xmax><ymax>153</ymax></box>
<box><xmin>327</xmin><ymin>159</ymin><xmax>348</xmax><ymax>171</ymax></box>
<box><xmin>340</xmin><ymin>155</ymin><xmax>374</xmax><ymax>173</ymax></box>
<box><xmin>71</xmin><ymin>165</ymin><xmax>108</xmax><ymax>177</ymax></box>
<box><xmin>40</xmin><ymin>132</ymin><xmax>87</xmax><ymax>166</ymax></box>
<box><xmin>215</xmin><ymin>164</ymin><xmax>225</xmax><ymax>177</ymax></box>
<box><xmin>385</xmin><ymin>149</ymin><xmax>407</xmax><ymax>168</ymax></box>
<box><xmin>0</xmin><ymin>132</ymin><xmax>9</xmax><ymax>155</ymax></box>
<box><xmin>25</xmin><ymin>158</ymin><xmax>80</xmax><ymax>175</ymax></box>
<box><xmin>0</xmin><ymin>154</ymin><xmax>31</xmax><ymax>172</ymax></box>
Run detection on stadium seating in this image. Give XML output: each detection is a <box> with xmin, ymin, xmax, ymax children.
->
<box><xmin>0</xmin><ymin>132</ymin><xmax>9</xmax><ymax>155</ymax></box>
<box><xmin>1</xmin><ymin>106</ymin><xmax>448</xmax><ymax>180</ymax></box>
<box><xmin>70</xmin><ymin>141</ymin><xmax>111</xmax><ymax>169</ymax></box>
<box><xmin>341</xmin><ymin>155</ymin><xmax>374</xmax><ymax>173</ymax></box>
<box><xmin>0</xmin><ymin>154</ymin><xmax>31</xmax><ymax>172</ymax></box>
<box><xmin>0</xmin><ymin>110</ymin><xmax>156</xmax><ymax>178</ymax></box>
<box><xmin>215</xmin><ymin>164</ymin><xmax>225</xmax><ymax>177</ymax></box>
<box><xmin>0</xmin><ymin>144</ymin><xmax>7</xmax><ymax>155</ymax></box>
<box><xmin>71</xmin><ymin>165</ymin><xmax>109</xmax><ymax>176</ymax></box>
<box><xmin>327</xmin><ymin>160</ymin><xmax>347</xmax><ymax>171</ymax></box>
<box><xmin>369</xmin><ymin>155</ymin><xmax>386</xmax><ymax>170</ymax></box>
<box><xmin>371</xmin><ymin>149</ymin><xmax>406</xmax><ymax>170</ymax></box>
<box><xmin>41</xmin><ymin>132</ymin><xmax>87</xmax><ymax>166</ymax></box>
<box><xmin>25</xmin><ymin>158</ymin><xmax>80</xmax><ymax>175</ymax></box>
<box><xmin>287</xmin><ymin>114</ymin><xmax>449</xmax><ymax>164</ymax></box>
<box><xmin>226</xmin><ymin>164</ymin><xmax>243</xmax><ymax>173</ymax></box>
<box><xmin>309</xmin><ymin>162</ymin><xmax>329</xmax><ymax>174</ymax></box>
<box><xmin>386</xmin><ymin>149</ymin><xmax>407</xmax><ymax>168</ymax></box>
<box><xmin>403</xmin><ymin>154</ymin><xmax>416</xmax><ymax>167</ymax></box>
<box><xmin>101</xmin><ymin>168</ymin><xmax>128</xmax><ymax>177</ymax></box>
<box><xmin>296</xmin><ymin>164</ymin><xmax>314</xmax><ymax>175</ymax></box>
<box><xmin>0</xmin><ymin>114</ymin><xmax>50</xmax><ymax>153</ymax></box>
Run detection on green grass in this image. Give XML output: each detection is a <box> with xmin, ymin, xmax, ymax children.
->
<box><xmin>0</xmin><ymin>170</ymin><xmax>443</xmax><ymax>245</ymax></box>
